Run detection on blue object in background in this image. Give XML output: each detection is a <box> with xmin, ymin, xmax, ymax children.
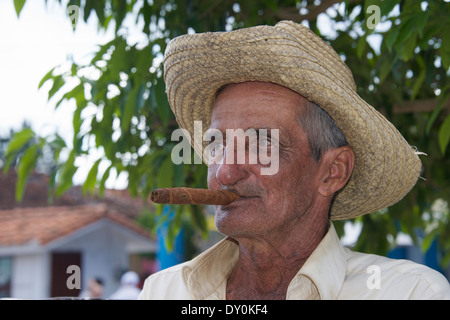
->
<box><xmin>423</xmin><ymin>239</ymin><xmax>442</xmax><ymax>273</ymax></box>
<box><xmin>388</xmin><ymin>238</ymin><xmax>445</xmax><ymax>278</ymax></box>
<box><xmin>156</xmin><ymin>206</ymin><xmax>185</xmax><ymax>270</ymax></box>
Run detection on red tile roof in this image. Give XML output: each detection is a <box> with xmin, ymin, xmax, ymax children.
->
<box><xmin>0</xmin><ymin>204</ymin><xmax>152</xmax><ymax>246</ymax></box>
<box><xmin>0</xmin><ymin>171</ymin><xmax>149</xmax><ymax>218</ymax></box>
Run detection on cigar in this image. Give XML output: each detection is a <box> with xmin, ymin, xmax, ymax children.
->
<box><xmin>150</xmin><ymin>188</ymin><xmax>240</xmax><ymax>205</ymax></box>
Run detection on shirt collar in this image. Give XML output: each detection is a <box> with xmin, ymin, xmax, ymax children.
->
<box><xmin>183</xmin><ymin>237</ymin><xmax>239</xmax><ymax>299</ymax></box>
<box><xmin>182</xmin><ymin>223</ymin><xmax>347</xmax><ymax>300</ymax></box>
<box><xmin>287</xmin><ymin>223</ymin><xmax>347</xmax><ymax>299</ymax></box>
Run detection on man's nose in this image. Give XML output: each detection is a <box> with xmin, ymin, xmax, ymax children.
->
<box><xmin>215</xmin><ymin>143</ymin><xmax>248</xmax><ymax>187</ymax></box>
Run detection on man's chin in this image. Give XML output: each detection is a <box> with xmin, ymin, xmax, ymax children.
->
<box><xmin>214</xmin><ymin>205</ymin><xmax>263</xmax><ymax>237</ymax></box>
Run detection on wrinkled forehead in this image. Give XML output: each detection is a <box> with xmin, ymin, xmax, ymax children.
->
<box><xmin>215</xmin><ymin>81</ymin><xmax>307</xmax><ymax>102</ymax></box>
<box><xmin>210</xmin><ymin>81</ymin><xmax>308</xmax><ymax>127</ymax></box>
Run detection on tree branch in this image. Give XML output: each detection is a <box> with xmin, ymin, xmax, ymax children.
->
<box><xmin>274</xmin><ymin>0</ymin><xmax>342</xmax><ymax>22</ymax></box>
<box><xmin>393</xmin><ymin>98</ymin><xmax>450</xmax><ymax>114</ymax></box>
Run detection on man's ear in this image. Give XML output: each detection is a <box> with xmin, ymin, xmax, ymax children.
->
<box><xmin>317</xmin><ymin>146</ymin><xmax>355</xmax><ymax>198</ymax></box>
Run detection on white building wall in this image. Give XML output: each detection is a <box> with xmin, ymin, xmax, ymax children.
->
<box><xmin>11</xmin><ymin>252</ymin><xmax>50</xmax><ymax>299</ymax></box>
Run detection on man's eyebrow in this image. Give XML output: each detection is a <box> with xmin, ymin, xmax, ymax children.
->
<box><xmin>247</xmin><ymin>127</ymin><xmax>285</xmax><ymax>139</ymax></box>
<box><xmin>210</xmin><ymin>126</ymin><xmax>279</xmax><ymax>131</ymax></box>
<box><xmin>209</xmin><ymin>126</ymin><xmax>279</xmax><ymax>134</ymax></box>
<box><xmin>210</xmin><ymin>126</ymin><xmax>287</xmax><ymax>142</ymax></box>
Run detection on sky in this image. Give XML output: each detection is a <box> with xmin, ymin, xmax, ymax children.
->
<box><xmin>0</xmin><ymin>0</ymin><xmax>126</xmax><ymax>186</ymax></box>
<box><xmin>0</xmin><ymin>0</ymin><xmax>114</xmax><ymax>139</ymax></box>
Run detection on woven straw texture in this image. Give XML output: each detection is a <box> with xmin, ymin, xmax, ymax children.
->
<box><xmin>163</xmin><ymin>21</ymin><xmax>422</xmax><ymax>220</ymax></box>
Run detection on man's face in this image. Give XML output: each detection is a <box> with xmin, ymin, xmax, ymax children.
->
<box><xmin>207</xmin><ymin>82</ymin><xmax>323</xmax><ymax>240</ymax></box>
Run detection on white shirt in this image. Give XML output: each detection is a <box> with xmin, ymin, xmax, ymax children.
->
<box><xmin>139</xmin><ymin>223</ymin><xmax>450</xmax><ymax>300</ymax></box>
<box><xmin>109</xmin><ymin>285</ymin><xmax>142</xmax><ymax>300</ymax></box>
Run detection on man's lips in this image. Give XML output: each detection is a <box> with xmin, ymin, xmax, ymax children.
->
<box><xmin>218</xmin><ymin>195</ymin><xmax>259</xmax><ymax>210</ymax></box>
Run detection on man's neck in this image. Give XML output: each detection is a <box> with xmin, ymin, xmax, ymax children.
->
<box><xmin>226</xmin><ymin>217</ymin><xmax>329</xmax><ymax>300</ymax></box>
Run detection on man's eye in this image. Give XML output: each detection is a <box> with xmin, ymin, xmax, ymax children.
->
<box><xmin>259</xmin><ymin>138</ymin><xmax>270</xmax><ymax>147</ymax></box>
<box><xmin>258</xmin><ymin>137</ymin><xmax>273</xmax><ymax>153</ymax></box>
<box><xmin>210</xmin><ymin>142</ymin><xmax>224</xmax><ymax>158</ymax></box>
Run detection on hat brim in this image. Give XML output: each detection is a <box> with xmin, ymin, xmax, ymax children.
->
<box><xmin>163</xmin><ymin>21</ymin><xmax>422</xmax><ymax>220</ymax></box>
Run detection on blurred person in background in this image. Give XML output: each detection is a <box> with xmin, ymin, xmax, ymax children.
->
<box><xmin>79</xmin><ymin>277</ymin><xmax>104</xmax><ymax>299</ymax></box>
<box><xmin>109</xmin><ymin>271</ymin><xmax>141</xmax><ymax>300</ymax></box>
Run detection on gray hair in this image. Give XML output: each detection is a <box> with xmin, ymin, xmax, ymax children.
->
<box><xmin>298</xmin><ymin>100</ymin><xmax>348</xmax><ymax>161</ymax></box>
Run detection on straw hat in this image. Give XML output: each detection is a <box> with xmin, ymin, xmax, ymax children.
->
<box><xmin>162</xmin><ymin>20</ymin><xmax>422</xmax><ymax>220</ymax></box>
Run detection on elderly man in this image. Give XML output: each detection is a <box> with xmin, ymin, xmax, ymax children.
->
<box><xmin>139</xmin><ymin>21</ymin><xmax>450</xmax><ymax>299</ymax></box>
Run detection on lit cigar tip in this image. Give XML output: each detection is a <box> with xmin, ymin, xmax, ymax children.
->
<box><xmin>150</xmin><ymin>189</ymin><xmax>169</xmax><ymax>203</ymax></box>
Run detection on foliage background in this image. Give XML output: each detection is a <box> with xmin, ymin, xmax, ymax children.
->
<box><xmin>6</xmin><ymin>0</ymin><xmax>450</xmax><ymax>263</ymax></box>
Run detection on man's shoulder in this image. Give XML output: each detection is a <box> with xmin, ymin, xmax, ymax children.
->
<box><xmin>138</xmin><ymin>262</ymin><xmax>192</xmax><ymax>300</ymax></box>
<box><xmin>342</xmin><ymin>248</ymin><xmax>450</xmax><ymax>299</ymax></box>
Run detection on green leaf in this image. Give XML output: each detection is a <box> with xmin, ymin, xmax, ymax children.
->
<box><xmin>421</xmin><ymin>231</ymin><xmax>436</xmax><ymax>253</ymax></box>
<box><xmin>385</xmin><ymin>26</ymin><xmax>400</xmax><ymax>52</ymax></box>
<box><xmin>174</xmin><ymin>205</ymin><xmax>185</xmax><ymax>233</ymax></box>
<box><xmin>154</xmin><ymin>79</ymin><xmax>171</xmax><ymax>127</ymax></box>
<box><xmin>156</xmin><ymin>156</ymin><xmax>174</xmax><ymax>188</ymax></box>
<box><xmin>378</xmin><ymin>55</ymin><xmax>394</xmax><ymax>84</ymax></box>
<box><xmin>356</xmin><ymin>35</ymin><xmax>367</xmax><ymax>59</ymax></box>
<box><xmin>426</xmin><ymin>96</ymin><xmax>447</xmax><ymax>134</ymax></box>
<box><xmin>121</xmin><ymin>84</ymin><xmax>139</xmax><ymax>132</ymax></box>
<box><xmin>3</xmin><ymin>154</ymin><xmax>16</xmax><ymax>175</ymax></box>
<box><xmin>82</xmin><ymin>158</ymin><xmax>101</xmax><ymax>195</ymax></box>
<box><xmin>112</xmin><ymin>0</ymin><xmax>128</xmax><ymax>34</ymax></box>
<box><xmin>47</xmin><ymin>75</ymin><xmax>65</xmax><ymax>101</ymax></box>
<box><xmin>155</xmin><ymin>203</ymin><xmax>164</xmax><ymax>216</ymax></box>
<box><xmin>98</xmin><ymin>163</ymin><xmax>112</xmax><ymax>197</ymax></box>
<box><xmin>399</xmin><ymin>35</ymin><xmax>417</xmax><ymax>61</ymax></box>
<box><xmin>379</xmin><ymin>0</ymin><xmax>398</xmax><ymax>17</ymax></box>
<box><xmin>441</xmin><ymin>22</ymin><xmax>450</xmax><ymax>70</ymax></box>
<box><xmin>48</xmin><ymin>168</ymin><xmax>57</xmax><ymax>204</ymax></box>
<box><xmin>414</xmin><ymin>11</ymin><xmax>430</xmax><ymax>37</ymax></box>
<box><xmin>38</xmin><ymin>67</ymin><xmax>55</xmax><ymax>89</ymax></box>
<box><xmin>135</xmin><ymin>83</ymin><xmax>146</xmax><ymax>112</ymax></box>
<box><xmin>5</xmin><ymin>127</ymin><xmax>35</xmax><ymax>156</ymax></box>
<box><xmin>56</xmin><ymin>152</ymin><xmax>77</xmax><ymax>197</ymax></box>
<box><xmin>190</xmin><ymin>205</ymin><xmax>208</xmax><ymax>238</ymax></box>
<box><xmin>410</xmin><ymin>57</ymin><xmax>425</xmax><ymax>101</ymax></box>
<box><xmin>173</xmin><ymin>164</ymin><xmax>186</xmax><ymax>187</ymax></box>
<box><xmin>72</xmin><ymin>101</ymin><xmax>86</xmax><ymax>140</ymax></box>
<box><xmin>83</xmin><ymin>0</ymin><xmax>95</xmax><ymax>23</ymax></box>
<box><xmin>63</xmin><ymin>82</ymin><xmax>84</xmax><ymax>102</ymax></box>
<box><xmin>109</xmin><ymin>37</ymin><xmax>127</xmax><ymax>79</ymax></box>
<box><xmin>91</xmin><ymin>39</ymin><xmax>115</xmax><ymax>64</ymax></box>
<box><xmin>396</xmin><ymin>17</ymin><xmax>418</xmax><ymax>47</ymax></box>
<box><xmin>13</xmin><ymin>0</ymin><xmax>26</xmax><ymax>17</ymax></box>
<box><xmin>16</xmin><ymin>144</ymin><xmax>40</xmax><ymax>202</ymax></box>
<box><xmin>438</xmin><ymin>114</ymin><xmax>450</xmax><ymax>155</ymax></box>
<box><xmin>48</xmin><ymin>133</ymin><xmax>67</xmax><ymax>162</ymax></box>
<box><xmin>164</xmin><ymin>214</ymin><xmax>178</xmax><ymax>252</ymax></box>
